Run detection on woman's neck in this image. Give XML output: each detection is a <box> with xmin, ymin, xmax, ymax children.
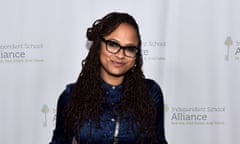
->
<box><xmin>101</xmin><ymin>73</ymin><xmax>124</xmax><ymax>86</ymax></box>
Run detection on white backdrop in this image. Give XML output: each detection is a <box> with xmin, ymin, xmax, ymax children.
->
<box><xmin>0</xmin><ymin>0</ymin><xmax>239</xmax><ymax>144</ymax></box>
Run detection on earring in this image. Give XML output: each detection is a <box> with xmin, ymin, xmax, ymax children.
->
<box><xmin>131</xmin><ymin>64</ymin><xmax>137</xmax><ymax>72</ymax></box>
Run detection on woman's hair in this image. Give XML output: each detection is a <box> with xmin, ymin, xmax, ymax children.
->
<box><xmin>65</xmin><ymin>12</ymin><xmax>157</xmax><ymax>143</ymax></box>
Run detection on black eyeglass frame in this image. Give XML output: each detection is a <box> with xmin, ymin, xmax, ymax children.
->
<box><xmin>100</xmin><ymin>37</ymin><xmax>139</xmax><ymax>58</ymax></box>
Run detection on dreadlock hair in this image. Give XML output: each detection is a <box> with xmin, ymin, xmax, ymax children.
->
<box><xmin>64</xmin><ymin>12</ymin><xmax>158</xmax><ymax>143</ymax></box>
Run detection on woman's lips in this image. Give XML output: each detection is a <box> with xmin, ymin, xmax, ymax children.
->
<box><xmin>111</xmin><ymin>60</ymin><xmax>125</xmax><ymax>67</ymax></box>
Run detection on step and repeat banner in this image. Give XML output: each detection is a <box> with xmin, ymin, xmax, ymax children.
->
<box><xmin>0</xmin><ymin>0</ymin><xmax>239</xmax><ymax>144</ymax></box>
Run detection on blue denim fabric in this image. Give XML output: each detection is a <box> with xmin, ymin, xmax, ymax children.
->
<box><xmin>50</xmin><ymin>79</ymin><xmax>167</xmax><ymax>144</ymax></box>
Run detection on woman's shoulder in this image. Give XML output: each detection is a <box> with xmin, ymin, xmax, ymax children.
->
<box><xmin>144</xmin><ymin>78</ymin><xmax>164</xmax><ymax>106</ymax></box>
<box><xmin>57</xmin><ymin>83</ymin><xmax>75</xmax><ymax>107</ymax></box>
<box><xmin>144</xmin><ymin>78</ymin><xmax>162</xmax><ymax>92</ymax></box>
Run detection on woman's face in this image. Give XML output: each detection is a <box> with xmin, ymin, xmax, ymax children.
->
<box><xmin>100</xmin><ymin>23</ymin><xmax>139</xmax><ymax>82</ymax></box>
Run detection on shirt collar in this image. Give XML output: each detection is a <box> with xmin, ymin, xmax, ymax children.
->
<box><xmin>101</xmin><ymin>80</ymin><xmax>123</xmax><ymax>91</ymax></box>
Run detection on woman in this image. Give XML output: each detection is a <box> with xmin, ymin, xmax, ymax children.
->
<box><xmin>50</xmin><ymin>12</ymin><xmax>167</xmax><ymax>144</ymax></box>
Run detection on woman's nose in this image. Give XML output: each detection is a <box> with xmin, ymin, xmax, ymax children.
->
<box><xmin>115</xmin><ymin>48</ymin><xmax>125</xmax><ymax>58</ymax></box>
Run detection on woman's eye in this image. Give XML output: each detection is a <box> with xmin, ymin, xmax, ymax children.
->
<box><xmin>107</xmin><ymin>41</ymin><xmax>119</xmax><ymax>48</ymax></box>
<box><xmin>125</xmin><ymin>46</ymin><xmax>137</xmax><ymax>52</ymax></box>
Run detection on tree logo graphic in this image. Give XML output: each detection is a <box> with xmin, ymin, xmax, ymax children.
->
<box><xmin>164</xmin><ymin>104</ymin><xmax>169</xmax><ymax>113</ymax></box>
<box><xmin>224</xmin><ymin>36</ymin><xmax>233</xmax><ymax>61</ymax></box>
<box><xmin>41</xmin><ymin>104</ymin><xmax>49</xmax><ymax>127</ymax></box>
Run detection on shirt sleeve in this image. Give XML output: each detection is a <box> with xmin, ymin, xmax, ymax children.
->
<box><xmin>147</xmin><ymin>79</ymin><xmax>168</xmax><ymax>144</ymax></box>
<box><xmin>50</xmin><ymin>84</ymin><xmax>72</xmax><ymax>144</ymax></box>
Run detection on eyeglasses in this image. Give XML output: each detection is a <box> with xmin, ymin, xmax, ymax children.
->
<box><xmin>101</xmin><ymin>37</ymin><xmax>139</xmax><ymax>58</ymax></box>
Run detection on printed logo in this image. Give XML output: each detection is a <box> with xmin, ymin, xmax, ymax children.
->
<box><xmin>41</xmin><ymin>104</ymin><xmax>49</xmax><ymax>127</ymax></box>
<box><xmin>224</xmin><ymin>36</ymin><xmax>240</xmax><ymax>61</ymax></box>
<box><xmin>0</xmin><ymin>42</ymin><xmax>44</xmax><ymax>63</ymax></box>
<box><xmin>166</xmin><ymin>105</ymin><xmax>226</xmax><ymax>126</ymax></box>
<box><xmin>164</xmin><ymin>104</ymin><xmax>169</xmax><ymax>113</ymax></box>
<box><xmin>224</xmin><ymin>36</ymin><xmax>233</xmax><ymax>61</ymax></box>
<box><xmin>142</xmin><ymin>40</ymin><xmax>166</xmax><ymax>61</ymax></box>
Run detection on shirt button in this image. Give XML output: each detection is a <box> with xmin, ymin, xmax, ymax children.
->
<box><xmin>104</xmin><ymin>133</ymin><xmax>107</xmax><ymax>138</ymax></box>
<box><xmin>112</xmin><ymin>86</ymin><xmax>116</xmax><ymax>89</ymax></box>
<box><xmin>111</xmin><ymin>118</ymin><xmax>115</xmax><ymax>122</ymax></box>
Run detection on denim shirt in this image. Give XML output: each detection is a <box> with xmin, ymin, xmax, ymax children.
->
<box><xmin>50</xmin><ymin>79</ymin><xmax>167</xmax><ymax>144</ymax></box>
